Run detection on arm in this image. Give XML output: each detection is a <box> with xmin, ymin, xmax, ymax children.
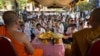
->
<box><xmin>23</xmin><ymin>34</ymin><xmax>34</xmax><ymax>55</ymax></box>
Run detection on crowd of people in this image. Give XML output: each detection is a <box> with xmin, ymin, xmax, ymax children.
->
<box><xmin>20</xmin><ymin>12</ymin><xmax>91</xmax><ymax>43</ymax></box>
<box><xmin>0</xmin><ymin>8</ymin><xmax>100</xmax><ymax>56</ymax></box>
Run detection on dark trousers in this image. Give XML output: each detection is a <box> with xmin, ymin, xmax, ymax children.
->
<box><xmin>62</xmin><ymin>38</ymin><xmax>73</xmax><ymax>44</ymax></box>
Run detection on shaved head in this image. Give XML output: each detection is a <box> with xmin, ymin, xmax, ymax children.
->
<box><xmin>2</xmin><ymin>11</ymin><xmax>19</xmax><ymax>26</ymax></box>
<box><xmin>91</xmin><ymin>8</ymin><xmax>100</xmax><ymax>22</ymax></box>
<box><xmin>89</xmin><ymin>8</ymin><xmax>100</xmax><ymax>27</ymax></box>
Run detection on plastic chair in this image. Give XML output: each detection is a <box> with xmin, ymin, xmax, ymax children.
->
<box><xmin>0</xmin><ymin>36</ymin><xmax>17</xmax><ymax>56</ymax></box>
<box><xmin>87</xmin><ymin>36</ymin><xmax>100</xmax><ymax>56</ymax></box>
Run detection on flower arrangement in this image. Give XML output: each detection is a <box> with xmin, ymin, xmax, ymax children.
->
<box><xmin>38</xmin><ymin>31</ymin><xmax>63</xmax><ymax>44</ymax></box>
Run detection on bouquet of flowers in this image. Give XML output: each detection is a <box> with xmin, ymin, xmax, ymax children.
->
<box><xmin>38</xmin><ymin>31</ymin><xmax>63</xmax><ymax>44</ymax></box>
<box><xmin>38</xmin><ymin>31</ymin><xmax>54</xmax><ymax>39</ymax></box>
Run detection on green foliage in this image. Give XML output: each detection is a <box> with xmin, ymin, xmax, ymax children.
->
<box><xmin>0</xmin><ymin>0</ymin><xmax>5</xmax><ymax>9</ymax></box>
<box><xmin>0</xmin><ymin>0</ymin><xmax>27</xmax><ymax>10</ymax></box>
<box><xmin>18</xmin><ymin>0</ymin><xmax>27</xmax><ymax>9</ymax></box>
<box><xmin>78</xmin><ymin>0</ymin><xmax>96</xmax><ymax>11</ymax></box>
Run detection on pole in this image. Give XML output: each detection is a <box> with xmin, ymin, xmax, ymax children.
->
<box><xmin>13</xmin><ymin>0</ymin><xmax>19</xmax><ymax>16</ymax></box>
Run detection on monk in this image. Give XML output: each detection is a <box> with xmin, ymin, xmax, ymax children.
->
<box><xmin>71</xmin><ymin>8</ymin><xmax>100</xmax><ymax>56</ymax></box>
<box><xmin>1</xmin><ymin>11</ymin><xmax>34</xmax><ymax>56</ymax></box>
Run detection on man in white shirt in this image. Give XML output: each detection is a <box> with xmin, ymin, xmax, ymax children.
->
<box><xmin>56</xmin><ymin>20</ymin><xmax>64</xmax><ymax>34</ymax></box>
<box><xmin>35</xmin><ymin>23</ymin><xmax>45</xmax><ymax>36</ymax></box>
<box><xmin>66</xmin><ymin>24</ymin><xmax>78</xmax><ymax>37</ymax></box>
<box><xmin>63</xmin><ymin>24</ymin><xmax>78</xmax><ymax>44</ymax></box>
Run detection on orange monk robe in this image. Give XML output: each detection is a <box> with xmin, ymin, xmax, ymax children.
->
<box><xmin>0</xmin><ymin>25</ymin><xmax>5</xmax><ymax>36</ymax></box>
<box><xmin>0</xmin><ymin>26</ymin><xmax>29</xmax><ymax>56</ymax></box>
<box><xmin>0</xmin><ymin>26</ymin><xmax>43</xmax><ymax>56</ymax></box>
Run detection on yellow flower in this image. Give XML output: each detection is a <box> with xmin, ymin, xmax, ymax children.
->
<box><xmin>38</xmin><ymin>31</ymin><xmax>63</xmax><ymax>39</ymax></box>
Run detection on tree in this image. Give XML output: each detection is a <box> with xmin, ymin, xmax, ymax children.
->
<box><xmin>17</xmin><ymin>0</ymin><xmax>27</xmax><ymax>10</ymax></box>
<box><xmin>78</xmin><ymin>0</ymin><xmax>96</xmax><ymax>11</ymax></box>
<box><xmin>0</xmin><ymin>0</ymin><xmax>6</xmax><ymax>9</ymax></box>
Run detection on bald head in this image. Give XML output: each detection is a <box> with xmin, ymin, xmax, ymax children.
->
<box><xmin>2</xmin><ymin>11</ymin><xmax>19</xmax><ymax>26</ymax></box>
<box><xmin>91</xmin><ymin>8</ymin><xmax>100</xmax><ymax>23</ymax></box>
<box><xmin>89</xmin><ymin>8</ymin><xmax>100</xmax><ymax>27</ymax></box>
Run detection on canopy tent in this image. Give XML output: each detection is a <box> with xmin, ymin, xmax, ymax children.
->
<box><xmin>28</xmin><ymin>0</ymin><xmax>88</xmax><ymax>8</ymax></box>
